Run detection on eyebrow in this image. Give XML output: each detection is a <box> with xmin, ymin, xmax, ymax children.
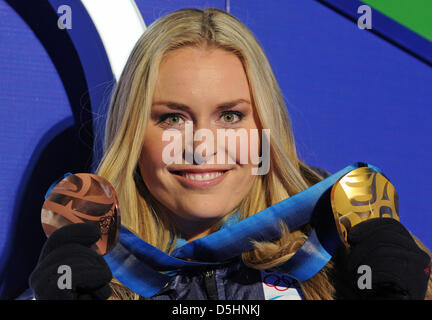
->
<box><xmin>152</xmin><ymin>99</ymin><xmax>251</xmax><ymax>112</ymax></box>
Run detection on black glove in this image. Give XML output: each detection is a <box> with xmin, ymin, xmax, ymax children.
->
<box><xmin>29</xmin><ymin>223</ymin><xmax>113</xmax><ymax>300</ymax></box>
<box><xmin>333</xmin><ymin>218</ymin><xmax>431</xmax><ymax>300</ymax></box>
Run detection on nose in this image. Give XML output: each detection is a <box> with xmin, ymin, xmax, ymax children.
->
<box><xmin>183</xmin><ymin>120</ymin><xmax>218</xmax><ymax>165</ymax></box>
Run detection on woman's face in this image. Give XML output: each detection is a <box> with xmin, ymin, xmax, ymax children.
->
<box><xmin>138</xmin><ymin>46</ymin><xmax>260</xmax><ymax>240</ymax></box>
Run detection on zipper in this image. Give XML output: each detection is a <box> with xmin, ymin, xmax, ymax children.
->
<box><xmin>204</xmin><ymin>269</ymin><xmax>219</xmax><ymax>300</ymax></box>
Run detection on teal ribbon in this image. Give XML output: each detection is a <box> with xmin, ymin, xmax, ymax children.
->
<box><xmin>104</xmin><ymin>162</ymin><xmax>381</xmax><ymax>298</ymax></box>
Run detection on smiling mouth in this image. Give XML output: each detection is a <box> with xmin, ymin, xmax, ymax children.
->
<box><xmin>170</xmin><ymin>170</ymin><xmax>227</xmax><ymax>181</ymax></box>
<box><xmin>168</xmin><ymin>168</ymin><xmax>232</xmax><ymax>188</ymax></box>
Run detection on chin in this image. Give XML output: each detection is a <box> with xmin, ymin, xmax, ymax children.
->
<box><xmin>179</xmin><ymin>205</ymin><xmax>230</xmax><ymax>221</ymax></box>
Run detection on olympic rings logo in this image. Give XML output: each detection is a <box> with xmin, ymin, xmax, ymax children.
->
<box><xmin>263</xmin><ymin>273</ymin><xmax>297</xmax><ymax>292</ymax></box>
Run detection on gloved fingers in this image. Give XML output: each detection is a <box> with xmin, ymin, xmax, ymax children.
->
<box><xmin>346</xmin><ymin>241</ymin><xmax>431</xmax><ymax>273</ymax></box>
<box><xmin>334</xmin><ymin>219</ymin><xmax>431</xmax><ymax>300</ymax></box>
<box><xmin>348</xmin><ymin>218</ymin><xmax>413</xmax><ymax>247</ymax></box>
<box><xmin>40</xmin><ymin>223</ymin><xmax>102</xmax><ymax>260</ymax></box>
<box><xmin>75</xmin><ymin>283</ymin><xmax>112</xmax><ymax>300</ymax></box>
<box><xmin>30</xmin><ymin>243</ymin><xmax>112</xmax><ymax>297</ymax></box>
<box><xmin>71</xmin><ymin>264</ymin><xmax>113</xmax><ymax>289</ymax></box>
<box><xmin>346</xmin><ymin>246</ymin><xmax>430</xmax><ymax>299</ymax></box>
<box><xmin>347</xmin><ymin>225</ymin><xmax>425</xmax><ymax>263</ymax></box>
<box><xmin>31</xmin><ymin>280</ymin><xmax>112</xmax><ymax>300</ymax></box>
<box><xmin>32</xmin><ymin>285</ymin><xmax>75</xmax><ymax>300</ymax></box>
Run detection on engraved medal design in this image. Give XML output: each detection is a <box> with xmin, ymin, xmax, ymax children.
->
<box><xmin>41</xmin><ymin>173</ymin><xmax>121</xmax><ymax>255</ymax></box>
<box><xmin>331</xmin><ymin>167</ymin><xmax>400</xmax><ymax>247</ymax></box>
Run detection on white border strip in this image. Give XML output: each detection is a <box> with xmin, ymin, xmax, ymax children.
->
<box><xmin>81</xmin><ymin>0</ymin><xmax>146</xmax><ymax>81</ymax></box>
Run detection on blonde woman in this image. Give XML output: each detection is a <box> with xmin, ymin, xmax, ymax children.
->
<box><xmin>29</xmin><ymin>8</ymin><xmax>431</xmax><ymax>300</ymax></box>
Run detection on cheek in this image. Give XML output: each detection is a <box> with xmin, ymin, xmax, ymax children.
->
<box><xmin>140</xmin><ymin>143</ymin><xmax>164</xmax><ymax>169</ymax></box>
<box><xmin>140</xmin><ymin>127</ymin><xmax>170</xmax><ymax>169</ymax></box>
<box><xmin>228</xmin><ymin>127</ymin><xmax>261</xmax><ymax>167</ymax></box>
<box><xmin>232</xmin><ymin>170</ymin><xmax>257</xmax><ymax>206</ymax></box>
<box><xmin>138</xmin><ymin>131</ymin><xmax>170</xmax><ymax>191</ymax></box>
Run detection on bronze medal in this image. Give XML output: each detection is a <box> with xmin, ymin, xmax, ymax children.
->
<box><xmin>41</xmin><ymin>173</ymin><xmax>121</xmax><ymax>255</ymax></box>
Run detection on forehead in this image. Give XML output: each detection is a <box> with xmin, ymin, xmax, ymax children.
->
<box><xmin>153</xmin><ymin>46</ymin><xmax>251</xmax><ymax>104</ymax></box>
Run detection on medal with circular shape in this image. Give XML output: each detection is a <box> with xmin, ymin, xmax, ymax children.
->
<box><xmin>330</xmin><ymin>167</ymin><xmax>400</xmax><ymax>247</ymax></box>
<box><xmin>41</xmin><ymin>173</ymin><xmax>121</xmax><ymax>255</ymax></box>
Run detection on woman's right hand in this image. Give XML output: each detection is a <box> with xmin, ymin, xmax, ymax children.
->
<box><xmin>29</xmin><ymin>223</ymin><xmax>113</xmax><ymax>300</ymax></box>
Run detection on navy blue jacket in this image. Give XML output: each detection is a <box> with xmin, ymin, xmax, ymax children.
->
<box><xmin>151</xmin><ymin>257</ymin><xmax>304</xmax><ymax>300</ymax></box>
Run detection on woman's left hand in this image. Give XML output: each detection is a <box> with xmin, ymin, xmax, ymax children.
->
<box><xmin>334</xmin><ymin>218</ymin><xmax>431</xmax><ymax>299</ymax></box>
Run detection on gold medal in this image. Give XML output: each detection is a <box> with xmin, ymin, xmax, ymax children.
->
<box><xmin>330</xmin><ymin>167</ymin><xmax>399</xmax><ymax>247</ymax></box>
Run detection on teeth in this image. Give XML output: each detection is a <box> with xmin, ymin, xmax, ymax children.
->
<box><xmin>183</xmin><ymin>171</ymin><xmax>224</xmax><ymax>181</ymax></box>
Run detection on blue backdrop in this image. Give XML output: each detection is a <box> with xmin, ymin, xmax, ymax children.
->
<box><xmin>0</xmin><ymin>0</ymin><xmax>430</xmax><ymax>299</ymax></box>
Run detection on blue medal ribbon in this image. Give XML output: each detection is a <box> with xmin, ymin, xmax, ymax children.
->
<box><xmin>104</xmin><ymin>162</ymin><xmax>381</xmax><ymax>298</ymax></box>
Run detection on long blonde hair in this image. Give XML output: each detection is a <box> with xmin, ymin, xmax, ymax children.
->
<box><xmin>96</xmin><ymin>8</ymin><xmax>432</xmax><ymax>300</ymax></box>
